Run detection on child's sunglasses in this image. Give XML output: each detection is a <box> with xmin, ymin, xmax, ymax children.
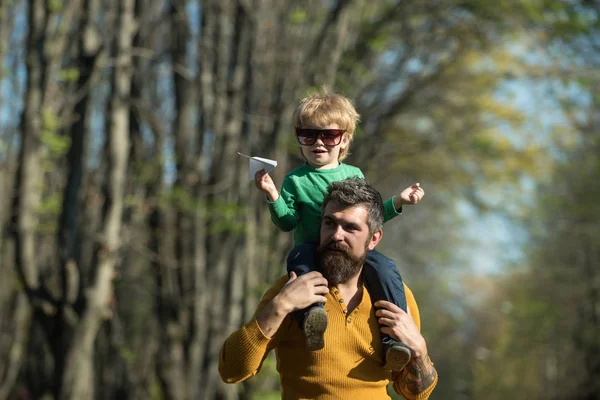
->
<box><xmin>295</xmin><ymin>128</ymin><xmax>346</xmax><ymax>147</ymax></box>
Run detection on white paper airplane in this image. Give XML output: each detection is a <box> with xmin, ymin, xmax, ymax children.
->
<box><xmin>238</xmin><ymin>152</ymin><xmax>278</xmax><ymax>181</ymax></box>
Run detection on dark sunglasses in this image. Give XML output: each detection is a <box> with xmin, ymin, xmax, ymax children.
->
<box><xmin>295</xmin><ymin>128</ymin><xmax>346</xmax><ymax>147</ymax></box>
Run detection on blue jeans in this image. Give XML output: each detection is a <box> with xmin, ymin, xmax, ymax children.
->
<box><xmin>287</xmin><ymin>242</ymin><xmax>407</xmax><ymax>345</ymax></box>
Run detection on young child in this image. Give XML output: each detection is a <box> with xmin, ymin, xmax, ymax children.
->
<box><xmin>254</xmin><ymin>88</ymin><xmax>424</xmax><ymax>372</ymax></box>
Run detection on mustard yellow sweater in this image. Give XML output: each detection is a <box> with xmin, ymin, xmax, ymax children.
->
<box><xmin>219</xmin><ymin>276</ymin><xmax>438</xmax><ymax>399</ymax></box>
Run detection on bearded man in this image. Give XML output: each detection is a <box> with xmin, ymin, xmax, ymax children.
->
<box><xmin>219</xmin><ymin>178</ymin><xmax>438</xmax><ymax>400</ymax></box>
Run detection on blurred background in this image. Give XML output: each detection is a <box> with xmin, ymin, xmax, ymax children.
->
<box><xmin>0</xmin><ymin>0</ymin><xmax>598</xmax><ymax>399</ymax></box>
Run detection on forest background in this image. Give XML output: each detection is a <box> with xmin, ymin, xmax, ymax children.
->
<box><xmin>0</xmin><ymin>0</ymin><xmax>598</xmax><ymax>399</ymax></box>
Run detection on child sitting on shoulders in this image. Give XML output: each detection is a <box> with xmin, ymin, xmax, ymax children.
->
<box><xmin>254</xmin><ymin>88</ymin><xmax>424</xmax><ymax>372</ymax></box>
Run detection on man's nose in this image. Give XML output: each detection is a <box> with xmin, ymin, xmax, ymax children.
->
<box><xmin>331</xmin><ymin>225</ymin><xmax>344</xmax><ymax>241</ymax></box>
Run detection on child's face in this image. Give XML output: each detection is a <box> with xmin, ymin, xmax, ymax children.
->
<box><xmin>298</xmin><ymin>122</ymin><xmax>349</xmax><ymax>169</ymax></box>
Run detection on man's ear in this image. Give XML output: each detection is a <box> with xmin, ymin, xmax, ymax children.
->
<box><xmin>367</xmin><ymin>229</ymin><xmax>383</xmax><ymax>250</ymax></box>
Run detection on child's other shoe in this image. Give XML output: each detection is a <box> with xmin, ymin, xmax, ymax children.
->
<box><xmin>384</xmin><ymin>341</ymin><xmax>412</xmax><ymax>371</ymax></box>
<box><xmin>303</xmin><ymin>307</ymin><xmax>328</xmax><ymax>351</ymax></box>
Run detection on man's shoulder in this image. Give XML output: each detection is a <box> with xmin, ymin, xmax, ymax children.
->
<box><xmin>262</xmin><ymin>275</ymin><xmax>289</xmax><ymax>298</ymax></box>
<box><xmin>403</xmin><ymin>283</ymin><xmax>421</xmax><ymax>331</ymax></box>
<box><xmin>252</xmin><ymin>275</ymin><xmax>289</xmax><ymax>318</ymax></box>
<box><xmin>273</xmin><ymin>274</ymin><xmax>289</xmax><ymax>289</ymax></box>
<box><xmin>403</xmin><ymin>283</ymin><xmax>416</xmax><ymax>304</ymax></box>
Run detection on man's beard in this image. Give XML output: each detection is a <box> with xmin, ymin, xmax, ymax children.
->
<box><xmin>317</xmin><ymin>241</ymin><xmax>367</xmax><ymax>286</ymax></box>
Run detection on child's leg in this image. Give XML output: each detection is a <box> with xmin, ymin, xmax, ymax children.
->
<box><xmin>363</xmin><ymin>249</ymin><xmax>407</xmax><ymax>312</ymax></box>
<box><xmin>286</xmin><ymin>242</ymin><xmax>327</xmax><ymax>351</ymax></box>
<box><xmin>287</xmin><ymin>241</ymin><xmax>319</xmax><ymax>277</ymax></box>
<box><xmin>363</xmin><ymin>249</ymin><xmax>411</xmax><ymax>370</ymax></box>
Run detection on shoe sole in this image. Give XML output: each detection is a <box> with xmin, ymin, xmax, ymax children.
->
<box><xmin>303</xmin><ymin>308</ymin><xmax>328</xmax><ymax>351</ymax></box>
<box><xmin>385</xmin><ymin>346</ymin><xmax>412</xmax><ymax>371</ymax></box>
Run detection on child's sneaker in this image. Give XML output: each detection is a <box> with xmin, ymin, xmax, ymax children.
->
<box><xmin>384</xmin><ymin>341</ymin><xmax>412</xmax><ymax>371</ymax></box>
<box><xmin>303</xmin><ymin>307</ymin><xmax>328</xmax><ymax>351</ymax></box>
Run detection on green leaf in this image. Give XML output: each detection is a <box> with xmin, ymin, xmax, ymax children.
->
<box><xmin>41</xmin><ymin>131</ymin><xmax>72</xmax><ymax>155</ymax></box>
<box><xmin>60</xmin><ymin>67</ymin><xmax>80</xmax><ymax>82</ymax></box>
<box><xmin>42</xmin><ymin>107</ymin><xmax>61</xmax><ymax>132</ymax></box>
<box><xmin>37</xmin><ymin>194</ymin><xmax>63</xmax><ymax>215</ymax></box>
<box><xmin>48</xmin><ymin>0</ymin><xmax>63</xmax><ymax>12</ymax></box>
<box><xmin>289</xmin><ymin>8</ymin><xmax>307</xmax><ymax>24</ymax></box>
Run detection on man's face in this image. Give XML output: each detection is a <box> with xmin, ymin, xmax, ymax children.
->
<box><xmin>317</xmin><ymin>201</ymin><xmax>382</xmax><ymax>285</ymax></box>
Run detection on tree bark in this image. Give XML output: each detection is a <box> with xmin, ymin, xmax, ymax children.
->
<box><xmin>0</xmin><ymin>293</ymin><xmax>30</xmax><ymax>400</ymax></box>
<box><xmin>59</xmin><ymin>0</ymin><xmax>136</xmax><ymax>398</ymax></box>
<box><xmin>14</xmin><ymin>0</ymin><xmax>46</xmax><ymax>300</ymax></box>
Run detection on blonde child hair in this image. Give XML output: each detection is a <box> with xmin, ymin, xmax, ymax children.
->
<box><xmin>292</xmin><ymin>87</ymin><xmax>360</xmax><ymax>161</ymax></box>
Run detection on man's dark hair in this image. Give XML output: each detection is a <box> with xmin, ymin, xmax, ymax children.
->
<box><xmin>322</xmin><ymin>177</ymin><xmax>384</xmax><ymax>234</ymax></box>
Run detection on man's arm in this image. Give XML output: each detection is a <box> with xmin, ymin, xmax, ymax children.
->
<box><xmin>397</xmin><ymin>353</ymin><xmax>438</xmax><ymax>399</ymax></box>
<box><xmin>257</xmin><ymin>271</ymin><xmax>329</xmax><ymax>336</ymax></box>
<box><xmin>219</xmin><ymin>276</ymin><xmax>289</xmax><ymax>383</ymax></box>
<box><xmin>374</xmin><ymin>285</ymin><xmax>438</xmax><ymax>399</ymax></box>
<box><xmin>219</xmin><ymin>272</ymin><xmax>329</xmax><ymax>383</ymax></box>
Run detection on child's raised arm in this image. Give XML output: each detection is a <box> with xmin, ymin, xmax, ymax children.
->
<box><xmin>255</xmin><ymin>169</ymin><xmax>279</xmax><ymax>202</ymax></box>
<box><xmin>393</xmin><ymin>183</ymin><xmax>425</xmax><ymax>210</ymax></box>
<box><xmin>255</xmin><ymin>170</ymin><xmax>300</xmax><ymax>232</ymax></box>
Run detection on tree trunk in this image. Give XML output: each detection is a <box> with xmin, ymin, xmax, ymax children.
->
<box><xmin>0</xmin><ymin>293</ymin><xmax>30</xmax><ymax>400</ymax></box>
<box><xmin>14</xmin><ymin>0</ymin><xmax>45</xmax><ymax>301</ymax></box>
<box><xmin>59</xmin><ymin>0</ymin><xmax>136</xmax><ymax>398</ymax></box>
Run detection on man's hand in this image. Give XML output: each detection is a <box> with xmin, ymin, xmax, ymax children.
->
<box><xmin>275</xmin><ymin>271</ymin><xmax>329</xmax><ymax>314</ymax></box>
<box><xmin>254</xmin><ymin>169</ymin><xmax>279</xmax><ymax>202</ymax></box>
<box><xmin>396</xmin><ymin>183</ymin><xmax>425</xmax><ymax>208</ymax></box>
<box><xmin>374</xmin><ymin>300</ymin><xmax>426</xmax><ymax>357</ymax></box>
<box><xmin>256</xmin><ymin>272</ymin><xmax>328</xmax><ymax>338</ymax></box>
<box><xmin>376</xmin><ymin>300</ymin><xmax>438</xmax><ymax>397</ymax></box>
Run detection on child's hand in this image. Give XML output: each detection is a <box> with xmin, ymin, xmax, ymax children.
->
<box><xmin>398</xmin><ymin>183</ymin><xmax>424</xmax><ymax>206</ymax></box>
<box><xmin>255</xmin><ymin>169</ymin><xmax>279</xmax><ymax>201</ymax></box>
